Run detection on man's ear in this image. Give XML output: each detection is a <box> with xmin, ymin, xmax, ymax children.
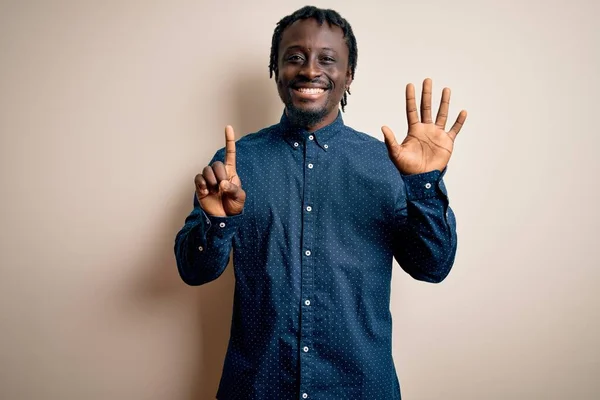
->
<box><xmin>345</xmin><ymin>69</ymin><xmax>353</xmax><ymax>90</ymax></box>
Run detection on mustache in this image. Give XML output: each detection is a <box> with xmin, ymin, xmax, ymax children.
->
<box><xmin>288</xmin><ymin>78</ymin><xmax>332</xmax><ymax>90</ymax></box>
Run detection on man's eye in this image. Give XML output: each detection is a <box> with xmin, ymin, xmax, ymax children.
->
<box><xmin>321</xmin><ymin>57</ymin><xmax>335</xmax><ymax>63</ymax></box>
<box><xmin>288</xmin><ymin>55</ymin><xmax>303</xmax><ymax>61</ymax></box>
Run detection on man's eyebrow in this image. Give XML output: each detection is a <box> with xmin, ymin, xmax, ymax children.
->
<box><xmin>283</xmin><ymin>45</ymin><xmax>339</xmax><ymax>53</ymax></box>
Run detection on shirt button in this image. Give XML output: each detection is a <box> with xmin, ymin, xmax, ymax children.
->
<box><xmin>305</xmin><ymin>299</ymin><xmax>311</xmax><ymax>306</ymax></box>
<box><xmin>425</xmin><ymin>183</ymin><xmax>432</xmax><ymax>189</ymax></box>
<box><xmin>294</xmin><ymin>142</ymin><xmax>299</xmax><ymax>147</ymax></box>
<box><xmin>323</xmin><ymin>144</ymin><xmax>329</xmax><ymax>149</ymax></box>
<box><xmin>219</xmin><ymin>222</ymin><xmax>226</xmax><ymax>228</ymax></box>
<box><xmin>306</xmin><ymin>206</ymin><xmax>312</xmax><ymax>212</ymax></box>
<box><xmin>302</xmin><ymin>394</ymin><xmax>308</xmax><ymax>399</ymax></box>
<box><xmin>308</xmin><ymin>163</ymin><xmax>313</xmax><ymax>169</ymax></box>
<box><xmin>303</xmin><ymin>346</ymin><xmax>309</xmax><ymax>352</ymax></box>
<box><xmin>308</xmin><ymin>135</ymin><xmax>314</xmax><ymax>140</ymax></box>
<box><xmin>198</xmin><ymin>246</ymin><xmax>204</xmax><ymax>252</ymax></box>
<box><xmin>305</xmin><ymin>250</ymin><xmax>311</xmax><ymax>256</ymax></box>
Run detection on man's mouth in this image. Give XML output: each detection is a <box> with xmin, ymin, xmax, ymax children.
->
<box><xmin>295</xmin><ymin>87</ymin><xmax>326</xmax><ymax>94</ymax></box>
<box><xmin>291</xmin><ymin>85</ymin><xmax>329</xmax><ymax>101</ymax></box>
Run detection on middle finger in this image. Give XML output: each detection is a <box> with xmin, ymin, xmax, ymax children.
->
<box><xmin>212</xmin><ymin>161</ymin><xmax>228</xmax><ymax>184</ymax></box>
<box><xmin>420</xmin><ymin>78</ymin><xmax>433</xmax><ymax>124</ymax></box>
<box><xmin>202</xmin><ymin>165</ymin><xmax>218</xmax><ymax>193</ymax></box>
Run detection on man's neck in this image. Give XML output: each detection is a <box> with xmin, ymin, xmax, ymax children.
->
<box><xmin>285</xmin><ymin>108</ymin><xmax>339</xmax><ymax>132</ymax></box>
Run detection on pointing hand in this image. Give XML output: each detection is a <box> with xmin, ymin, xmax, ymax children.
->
<box><xmin>194</xmin><ymin>126</ymin><xmax>246</xmax><ymax>216</ymax></box>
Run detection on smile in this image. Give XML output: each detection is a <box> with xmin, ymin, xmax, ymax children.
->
<box><xmin>292</xmin><ymin>87</ymin><xmax>328</xmax><ymax>100</ymax></box>
<box><xmin>295</xmin><ymin>87</ymin><xmax>325</xmax><ymax>94</ymax></box>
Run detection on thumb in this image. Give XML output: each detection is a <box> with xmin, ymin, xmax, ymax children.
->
<box><xmin>220</xmin><ymin>180</ymin><xmax>243</xmax><ymax>200</ymax></box>
<box><xmin>220</xmin><ymin>180</ymin><xmax>246</xmax><ymax>215</ymax></box>
<box><xmin>381</xmin><ymin>126</ymin><xmax>398</xmax><ymax>151</ymax></box>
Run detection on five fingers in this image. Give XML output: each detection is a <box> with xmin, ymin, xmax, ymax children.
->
<box><xmin>406</xmin><ymin>78</ymin><xmax>467</xmax><ymax>138</ymax></box>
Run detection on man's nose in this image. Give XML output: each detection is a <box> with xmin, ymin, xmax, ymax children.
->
<box><xmin>299</xmin><ymin>58</ymin><xmax>321</xmax><ymax>80</ymax></box>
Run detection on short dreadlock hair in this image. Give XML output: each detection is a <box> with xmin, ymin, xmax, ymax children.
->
<box><xmin>269</xmin><ymin>6</ymin><xmax>358</xmax><ymax>112</ymax></box>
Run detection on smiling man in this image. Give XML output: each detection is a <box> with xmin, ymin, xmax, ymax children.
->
<box><xmin>274</xmin><ymin>15</ymin><xmax>353</xmax><ymax>131</ymax></box>
<box><xmin>175</xmin><ymin>5</ymin><xmax>467</xmax><ymax>400</ymax></box>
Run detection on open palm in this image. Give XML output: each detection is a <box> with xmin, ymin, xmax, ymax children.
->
<box><xmin>382</xmin><ymin>78</ymin><xmax>467</xmax><ymax>175</ymax></box>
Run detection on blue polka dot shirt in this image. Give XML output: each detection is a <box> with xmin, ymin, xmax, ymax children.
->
<box><xmin>175</xmin><ymin>111</ymin><xmax>457</xmax><ymax>400</ymax></box>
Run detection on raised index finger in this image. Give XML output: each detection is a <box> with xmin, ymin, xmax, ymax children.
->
<box><xmin>224</xmin><ymin>125</ymin><xmax>236</xmax><ymax>171</ymax></box>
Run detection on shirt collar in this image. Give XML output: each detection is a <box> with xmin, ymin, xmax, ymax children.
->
<box><xmin>279</xmin><ymin>109</ymin><xmax>345</xmax><ymax>152</ymax></box>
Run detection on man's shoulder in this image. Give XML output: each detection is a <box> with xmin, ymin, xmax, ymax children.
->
<box><xmin>344</xmin><ymin>126</ymin><xmax>380</xmax><ymax>141</ymax></box>
<box><xmin>340</xmin><ymin>125</ymin><xmax>387</xmax><ymax>149</ymax></box>
<box><xmin>213</xmin><ymin>123</ymin><xmax>279</xmax><ymax>158</ymax></box>
<box><xmin>235</xmin><ymin>123</ymin><xmax>280</xmax><ymax>147</ymax></box>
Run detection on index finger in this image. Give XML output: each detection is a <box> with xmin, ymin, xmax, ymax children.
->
<box><xmin>224</xmin><ymin>125</ymin><xmax>236</xmax><ymax>170</ymax></box>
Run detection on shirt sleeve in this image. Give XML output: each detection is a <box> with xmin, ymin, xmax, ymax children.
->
<box><xmin>174</xmin><ymin>193</ymin><xmax>243</xmax><ymax>286</ymax></box>
<box><xmin>392</xmin><ymin>168</ymin><xmax>458</xmax><ymax>283</ymax></box>
<box><xmin>173</xmin><ymin>148</ymin><xmax>243</xmax><ymax>286</ymax></box>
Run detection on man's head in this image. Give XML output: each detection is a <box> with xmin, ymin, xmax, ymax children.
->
<box><xmin>269</xmin><ymin>6</ymin><xmax>358</xmax><ymax>130</ymax></box>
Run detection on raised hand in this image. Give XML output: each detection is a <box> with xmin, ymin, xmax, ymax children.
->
<box><xmin>194</xmin><ymin>126</ymin><xmax>246</xmax><ymax>217</ymax></box>
<box><xmin>381</xmin><ymin>78</ymin><xmax>467</xmax><ymax>175</ymax></box>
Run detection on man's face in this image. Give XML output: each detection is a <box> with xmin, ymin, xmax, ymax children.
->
<box><xmin>276</xmin><ymin>18</ymin><xmax>352</xmax><ymax>130</ymax></box>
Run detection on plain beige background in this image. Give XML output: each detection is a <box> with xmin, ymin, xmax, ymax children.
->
<box><xmin>1</xmin><ymin>0</ymin><xmax>599</xmax><ymax>399</ymax></box>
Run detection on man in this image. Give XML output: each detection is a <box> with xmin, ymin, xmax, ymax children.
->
<box><xmin>175</xmin><ymin>5</ymin><xmax>467</xmax><ymax>399</ymax></box>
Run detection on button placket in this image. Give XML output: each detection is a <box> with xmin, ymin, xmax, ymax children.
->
<box><xmin>299</xmin><ymin>133</ymin><xmax>318</xmax><ymax>394</ymax></box>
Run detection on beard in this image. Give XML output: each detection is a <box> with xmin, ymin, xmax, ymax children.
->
<box><xmin>281</xmin><ymin>77</ymin><xmax>334</xmax><ymax>129</ymax></box>
<box><xmin>285</xmin><ymin>99</ymin><xmax>330</xmax><ymax>129</ymax></box>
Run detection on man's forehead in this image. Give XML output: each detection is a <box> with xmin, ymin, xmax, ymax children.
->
<box><xmin>279</xmin><ymin>18</ymin><xmax>346</xmax><ymax>50</ymax></box>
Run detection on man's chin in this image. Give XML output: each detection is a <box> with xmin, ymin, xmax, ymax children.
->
<box><xmin>286</xmin><ymin>105</ymin><xmax>329</xmax><ymax>129</ymax></box>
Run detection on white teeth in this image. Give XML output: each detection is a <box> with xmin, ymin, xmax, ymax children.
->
<box><xmin>297</xmin><ymin>88</ymin><xmax>325</xmax><ymax>94</ymax></box>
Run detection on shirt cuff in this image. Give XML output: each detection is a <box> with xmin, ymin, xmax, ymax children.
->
<box><xmin>190</xmin><ymin>210</ymin><xmax>244</xmax><ymax>248</ymax></box>
<box><xmin>202</xmin><ymin>210</ymin><xmax>243</xmax><ymax>238</ymax></box>
<box><xmin>402</xmin><ymin>169</ymin><xmax>447</xmax><ymax>201</ymax></box>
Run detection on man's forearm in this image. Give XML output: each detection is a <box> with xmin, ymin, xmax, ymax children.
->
<box><xmin>174</xmin><ymin>196</ymin><xmax>240</xmax><ymax>286</ymax></box>
<box><xmin>392</xmin><ymin>170</ymin><xmax>457</xmax><ymax>283</ymax></box>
